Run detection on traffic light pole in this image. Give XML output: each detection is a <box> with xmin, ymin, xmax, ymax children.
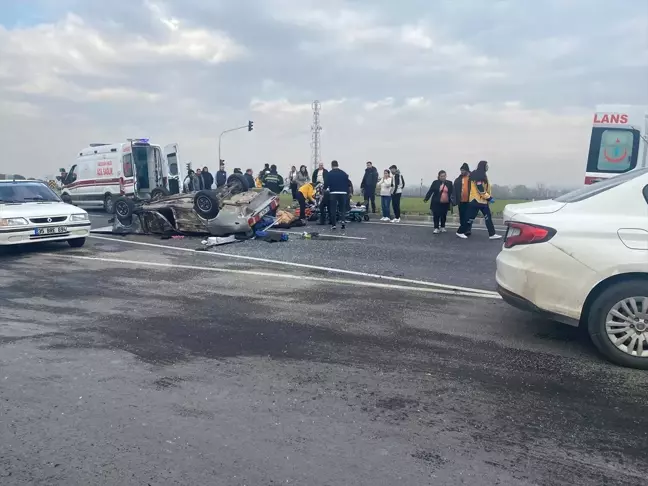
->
<box><xmin>218</xmin><ymin>121</ymin><xmax>253</xmax><ymax>162</ymax></box>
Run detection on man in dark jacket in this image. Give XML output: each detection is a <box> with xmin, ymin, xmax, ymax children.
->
<box><xmin>262</xmin><ymin>164</ymin><xmax>284</xmax><ymax>194</ymax></box>
<box><xmin>312</xmin><ymin>162</ymin><xmax>328</xmax><ymax>186</ymax></box>
<box><xmin>453</xmin><ymin>163</ymin><xmax>471</xmax><ymax>233</ymax></box>
<box><xmin>323</xmin><ymin>160</ymin><xmax>349</xmax><ymax>230</ymax></box>
<box><xmin>216</xmin><ymin>163</ymin><xmax>227</xmax><ymax>187</ymax></box>
<box><xmin>360</xmin><ymin>161</ymin><xmax>379</xmax><ymax>213</ymax></box>
<box><xmin>244</xmin><ymin>169</ymin><xmax>255</xmax><ymax>188</ymax></box>
<box><xmin>201</xmin><ymin>166</ymin><xmax>214</xmax><ymax>190</ymax></box>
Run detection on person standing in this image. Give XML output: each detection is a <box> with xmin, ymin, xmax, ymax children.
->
<box><xmin>456</xmin><ymin>160</ymin><xmax>502</xmax><ymax>240</ymax></box>
<box><xmin>453</xmin><ymin>163</ymin><xmax>471</xmax><ymax>234</ymax></box>
<box><xmin>201</xmin><ymin>166</ymin><xmax>214</xmax><ymax>190</ymax></box>
<box><xmin>288</xmin><ymin>165</ymin><xmax>298</xmax><ymax>200</ymax></box>
<box><xmin>312</xmin><ymin>162</ymin><xmax>328</xmax><ymax>186</ymax></box>
<box><xmin>360</xmin><ymin>161</ymin><xmax>379</xmax><ymax>214</ymax></box>
<box><xmin>378</xmin><ymin>169</ymin><xmax>393</xmax><ymax>221</ymax></box>
<box><xmin>323</xmin><ymin>160</ymin><xmax>349</xmax><ymax>230</ymax></box>
<box><xmin>389</xmin><ymin>165</ymin><xmax>404</xmax><ymax>223</ymax></box>
<box><xmin>295</xmin><ymin>165</ymin><xmax>310</xmax><ymax>189</ymax></box>
<box><xmin>424</xmin><ymin>170</ymin><xmax>453</xmax><ymax>234</ymax></box>
<box><xmin>296</xmin><ymin>181</ymin><xmax>316</xmax><ymax>223</ymax></box>
<box><xmin>216</xmin><ymin>163</ymin><xmax>227</xmax><ymax>187</ymax></box>
<box><xmin>244</xmin><ymin>169</ymin><xmax>255</xmax><ymax>189</ymax></box>
<box><xmin>194</xmin><ymin>169</ymin><xmax>205</xmax><ymax>190</ymax></box>
<box><xmin>262</xmin><ymin>164</ymin><xmax>284</xmax><ymax>194</ymax></box>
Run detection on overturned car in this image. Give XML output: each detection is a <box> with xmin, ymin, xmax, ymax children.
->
<box><xmin>111</xmin><ymin>174</ymin><xmax>279</xmax><ymax>237</ymax></box>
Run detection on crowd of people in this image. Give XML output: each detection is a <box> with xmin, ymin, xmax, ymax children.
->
<box><xmin>188</xmin><ymin>159</ymin><xmax>501</xmax><ymax>238</ymax></box>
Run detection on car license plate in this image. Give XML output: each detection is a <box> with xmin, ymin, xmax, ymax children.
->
<box><xmin>258</xmin><ymin>205</ymin><xmax>271</xmax><ymax>218</ymax></box>
<box><xmin>35</xmin><ymin>226</ymin><xmax>68</xmax><ymax>236</ymax></box>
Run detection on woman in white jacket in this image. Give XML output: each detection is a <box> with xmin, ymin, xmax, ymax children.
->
<box><xmin>378</xmin><ymin>169</ymin><xmax>393</xmax><ymax>221</ymax></box>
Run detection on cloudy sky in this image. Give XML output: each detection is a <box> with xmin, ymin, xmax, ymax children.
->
<box><xmin>0</xmin><ymin>0</ymin><xmax>646</xmax><ymax>186</ymax></box>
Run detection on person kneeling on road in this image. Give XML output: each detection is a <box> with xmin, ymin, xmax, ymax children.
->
<box><xmin>297</xmin><ymin>182</ymin><xmax>316</xmax><ymax>224</ymax></box>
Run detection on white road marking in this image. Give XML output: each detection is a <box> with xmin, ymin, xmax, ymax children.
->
<box><xmin>64</xmin><ymin>255</ymin><xmax>501</xmax><ymax>299</ymax></box>
<box><xmin>364</xmin><ymin>221</ymin><xmax>506</xmax><ymax>231</ymax></box>
<box><xmin>89</xmin><ymin>235</ymin><xmax>500</xmax><ymax>297</ymax></box>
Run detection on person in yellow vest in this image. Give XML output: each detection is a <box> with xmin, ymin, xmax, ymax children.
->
<box><xmin>456</xmin><ymin>160</ymin><xmax>502</xmax><ymax>240</ymax></box>
<box><xmin>297</xmin><ymin>181</ymin><xmax>316</xmax><ymax>223</ymax></box>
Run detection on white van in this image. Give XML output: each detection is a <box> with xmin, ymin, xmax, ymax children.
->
<box><xmin>60</xmin><ymin>139</ymin><xmax>184</xmax><ymax>212</ymax></box>
<box><xmin>585</xmin><ymin>105</ymin><xmax>647</xmax><ymax>184</ymax></box>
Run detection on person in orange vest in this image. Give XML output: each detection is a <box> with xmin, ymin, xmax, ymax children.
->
<box><xmin>296</xmin><ymin>181</ymin><xmax>316</xmax><ymax>223</ymax></box>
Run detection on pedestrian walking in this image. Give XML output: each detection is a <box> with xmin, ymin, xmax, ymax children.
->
<box><xmin>360</xmin><ymin>161</ymin><xmax>379</xmax><ymax>214</ymax></box>
<box><xmin>378</xmin><ymin>169</ymin><xmax>393</xmax><ymax>221</ymax></box>
<box><xmin>389</xmin><ymin>165</ymin><xmax>405</xmax><ymax>223</ymax></box>
<box><xmin>453</xmin><ymin>163</ymin><xmax>471</xmax><ymax>234</ymax></box>
<box><xmin>456</xmin><ymin>160</ymin><xmax>502</xmax><ymax>240</ymax></box>
<box><xmin>323</xmin><ymin>160</ymin><xmax>349</xmax><ymax>230</ymax></box>
<box><xmin>423</xmin><ymin>170</ymin><xmax>453</xmax><ymax>234</ymax></box>
<box><xmin>201</xmin><ymin>166</ymin><xmax>214</xmax><ymax>190</ymax></box>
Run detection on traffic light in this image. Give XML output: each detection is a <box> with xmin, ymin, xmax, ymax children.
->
<box><xmin>248</xmin><ymin>120</ymin><xmax>254</xmax><ymax>132</ymax></box>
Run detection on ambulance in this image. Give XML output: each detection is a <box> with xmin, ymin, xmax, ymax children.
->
<box><xmin>585</xmin><ymin>105</ymin><xmax>648</xmax><ymax>184</ymax></box>
<box><xmin>60</xmin><ymin>139</ymin><xmax>184</xmax><ymax>212</ymax></box>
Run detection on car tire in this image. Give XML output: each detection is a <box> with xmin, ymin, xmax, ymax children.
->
<box><xmin>114</xmin><ymin>197</ymin><xmax>135</xmax><ymax>225</ymax></box>
<box><xmin>363</xmin><ymin>214</ymin><xmax>370</xmax><ymax>221</ymax></box>
<box><xmin>68</xmin><ymin>237</ymin><xmax>86</xmax><ymax>248</ymax></box>
<box><xmin>193</xmin><ymin>191</ymin><xmax>220</xmax><ymax>219</ymax></box>
<box><xmin>62</xmin><ymin>194</ymin><xmax>73</xmax><ymax>205</ymax></box>
<box><xmin>103</xmin><ymin>194</ymin><xmax>114</xmax><ymax>213</ymax></box>
<box><xmin>588</xmin><ymin>279</ymin><xmax>648</xmax><ymax>370</ymax></box>
<box><xmin>226</xmin><ymin>174</ymin><xmax>249</xmax><ymax>193</ymax></box>
<box><xmin>150</xmin><ymin>187</ymin><xmax>171</xmax><ymax>201</ymax></box>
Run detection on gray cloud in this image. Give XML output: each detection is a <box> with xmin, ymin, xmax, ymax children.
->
<box><xmin>0</xmin><ymin>0</ymin><xmax>646</xmax><ymax>185</ymax></box>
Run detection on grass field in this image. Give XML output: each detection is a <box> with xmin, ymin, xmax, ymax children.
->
<box><xmin>278</xmin><ymin>194</ymin><xmax>527</xmax><ymax>216</ymax></box>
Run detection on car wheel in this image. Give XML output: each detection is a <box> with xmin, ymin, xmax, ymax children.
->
<box><xmin>103</xmin><ymin>194</ymin><xmax>114</xmax><ymax>213</ymax></box>
<box><xmin>150</xmin><ymin>187</ymin><xmax>171</xmax><ymax>201</ymax></box>
<box><xmin>193</xmin><ymin>191</ymin><xmax>220</xmax><ymax>219</ymax></box>
<box><xmin>588</xmin><ymin>279</ymin><xmax>648</xmax><ymax>369</ymax></box>
<box><xmin>114</xmin><ymin>197</ymin><xmax>135</xmax><ymax>225</ymax></box>
<box><xmin>68</xmin><ymin>237</ymin><xmax>86</xmax><ymax>248</ymax></box>
<box><xmin>226</xmin><ymin>174</ymin><xmax>249</xmax><ymax>194</ymax></box>
<box><xmin>363</xmin><ymin>214</ymin><xmax>370</xmax><ymax>221</ymax></box>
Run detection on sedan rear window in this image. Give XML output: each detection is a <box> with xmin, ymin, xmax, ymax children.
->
<box><xmin>555</xmin><ymin>168</ymin><xmax>648</xmax><ymax>203</ymax></box>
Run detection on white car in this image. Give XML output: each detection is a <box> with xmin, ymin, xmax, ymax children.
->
<box><xmin>496</xmin><ymin>168</ymin><xmax>648</xmax><ymax>369</ymax></box>
<box><xmin>0</xmin><ymin>179</ymin><xmax>91</xmax><ymax>247</ymax></box>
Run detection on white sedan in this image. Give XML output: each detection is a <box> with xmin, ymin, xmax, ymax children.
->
<box><xmin>496</xmin><ymin>168</ymin><xmax>648</xmax><ymax>369</ymax></box>
<box><xmin>0</xmin><ymin>179</ymin><xmax>91</xmax><ymax>247</ymax></box>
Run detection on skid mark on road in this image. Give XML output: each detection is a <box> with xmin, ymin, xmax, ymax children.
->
<box><xmin>64</xmin><ymin>255</ymin><xmax>501</xmax><ymax>299</ymax></box>
<box><xmin>89</xmin><ymin>235</ymin><xmax>500</xmax><ymax>297</ymax></box>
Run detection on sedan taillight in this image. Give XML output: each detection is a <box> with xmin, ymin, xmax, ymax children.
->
<box><xmin>504</xmin><ymin>222</ymin><xmax>556</xmax><ymax>249</ymax></box>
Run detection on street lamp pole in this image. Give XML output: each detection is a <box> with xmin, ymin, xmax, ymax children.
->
<box><xmin>218</xmin><ymin>121</ymin><xmax>253</xmax><ymax>162</ymax></box>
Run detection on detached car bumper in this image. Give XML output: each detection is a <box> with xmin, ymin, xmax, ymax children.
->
<box><xmin>0</xmin><ymin>223</ymin><xmax>91</xmax><ymax>245</ymax></box>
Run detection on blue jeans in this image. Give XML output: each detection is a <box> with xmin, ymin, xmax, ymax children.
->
<box><xmin>381</xmin><ymin>195</ymin><xmax>391</xmax><ymax>218</ymax></box>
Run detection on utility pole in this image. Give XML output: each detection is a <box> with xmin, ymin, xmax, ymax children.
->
<box><xmin>218</xmin><ymin>121</ymin><xmax>253</xmax><ymax>162</ymax></box>
<box><xmin>310</xmin><ymin>101</ymin><xmax>321</xmax><ymax>173</ymax></box>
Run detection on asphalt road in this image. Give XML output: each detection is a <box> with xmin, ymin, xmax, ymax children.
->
<box><xmin>1</xmin><ymin>219</ymin><xmax>647</xmax><ymax>486</ymax></box>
